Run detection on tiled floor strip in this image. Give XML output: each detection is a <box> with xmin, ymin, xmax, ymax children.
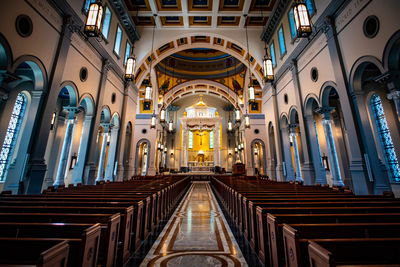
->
<box><xmin>140</xmin><ymin>182</ymin><xmax>248</xmax><ymax>267</ymax></box>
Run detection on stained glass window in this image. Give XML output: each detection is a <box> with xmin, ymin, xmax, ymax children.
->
<box><xmin>371</xmin><ymin>94</ymin><xmax>400</xmax><ymax>182</ymax></box>
<box><xmin>188</xmin><ymin>131</ymin><xmax>193</xmax><ymax>149</ymax></box>
<box><xmin>114</xmin><ymin>26</ymin><xmax>122</xmax><ymax>56</ymax></box>
<box><xmin>102</xmin><ymin>7</ymin><xmax>112</xmax><ymax>39</ymax></box>
<box><xmin>278</xmin><ymin>26</ymin><xmax>286</xmax><ymax>57</ymax></box>
<box><xmin>124</xmin><ymin>41</ymin><xmax>131</xmax><ymax>66</ymax></box>
<box><xmin>288</xmin><ymin>9</ymin><xmax>297</xmax><ymax>40</ymax></box>
<box><xmin>0</xmin><ymin>93</ymin><xmax>27</xmax><ymax>182</ymax></box>
<box><xmin>270</xmin><ymin>42</ymin><xmax>276</xmax><ymax>67</ymax></box>
<box><xmin>209</xmin><ymin>131</ymin><xmax>214</xmax><ymax>149</ymax></box>
<box><xmin>305</xmin><ymin>0</ymin><xmax>314</xmax><ymax>16</ymax></box>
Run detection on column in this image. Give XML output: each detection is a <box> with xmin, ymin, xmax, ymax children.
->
<box><xmin>54</xmin><ymin>107</ymin><xmax>77</xmax><ymax>187</ymax></box>
<box><xmin>281</xmin><ymin>124</ymin><xmax>295</xmax><ymax>181</ymax></box>
<box><xmin>181</xmin><ymin>124</ymin><xmax>188</xmax><ymax>171</ymax></box>
<box><xmin>214</xmin><ymin>125</ymin><xmax>220</xmax><ymax>167</ymax></box>
<box><xmin>96</xmin><ymin>124</ymin><xmax>109</xmax><ymax>182</ymax></box>
<box><xmin>271</xmin><ymin>84</ymin><xmax>285</xmax><ymax>181</ymax></box>
<box><xmin>104</xmin><ymin>126</ymin><xmax>119</xmax><ymax>181</ymax></box>
<box><xmin>387</xmin><ymin>90</ymin><xmax>400</xmax><ymax>122</ymax></box>
<box><xmin>324</xmin><ymin>16</ymin><xmax>369</xmax><ymax>194</ymax></box>
<box><xmin>26</xmin><ymin>17</ymin><xmax>73</xmax><ymax>193</ymax></box>
<box><xmin>71</xmin><ymin>115</ymin><xmax>93</xmax><ymax>184</ymax></box>
<box><xmin>318</xmin><ymin>107</ymin><xmax>344</xmax><ymax>186</ymax></box>
<box><xmin>116</xmin><ymin>82</ymin><xmax>130</xmax><ymax>181</ymax></box>
<box><xmin>289</xmin><ymin>124</ymin><xmax>303</xmax><ymax>182</ymax></box>
<box><xmin>304</xmin><ymin>115</ymin><xmax>327</xmax><ymax>184</ymax></box>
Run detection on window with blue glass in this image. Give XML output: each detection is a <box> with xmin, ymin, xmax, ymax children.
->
<box><xmin>305</xmin><ymin>0</ymin><xmax>315</xmax><ymax>16</ymax></box>
<box><xmin>188</xmin><ymin>131</ymin><xmax>193</xmax><ymax>149</ymax></box>
<box><xmin>209</xmin><ymin>131</ymin><xmax>214</xmax><ymax>149</ymax></box>
<box><xmin>371</xmin><ymin>94</ymin><xmax>400</xmax><ymax>182</ymax></box>
<box><xmin>278</xmin><ymin>26</ymin><xmax>286</xmax><ymax>57</ymax></box>
<box><xmin>0</xmin><ymin>93</ymin><xmax>27</xmax><ymax>182</ymax></box>
<box><xmin>84</xmin><ymin>0</ymin><xmax>96</xmax><ymax>13</ymax></box>
<box><xmin>102</xmin><ymin>7</ymin><xmax>112</xmax><ymax>39</ymax></box>
<box><xmin>270</xmin><ymin>42</ymin><xmax>276</xmax><ymax>67</ymax></box>
<box><xmin>114</xmin><ymin>26</ymin><xmax>122</xmax><ymax>56</ymax></box>
<box><xmin>288</xmin><ymin>9</ymin><xmax>297</xmax><ymax>40</ymax></box>
<box><xmin>124</xmin><ymin>41</ymin><xmax>131</xmax><ymax>66</ymax></box>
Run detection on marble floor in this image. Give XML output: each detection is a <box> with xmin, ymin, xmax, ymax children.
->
<box><xmin>140</xmin><ymin>182</ymin><xmax>248</xmax><ymax>267</ymax></box>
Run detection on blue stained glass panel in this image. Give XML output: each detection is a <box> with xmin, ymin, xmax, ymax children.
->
<box><xmin>102</xmin><ymin>7</ymin><xmax>112</xmax><ymax>39</ymax></box>
<box><xmin>270</xmin><ymin>42</ymin><xmax>276</xmax><ymax>67</ymax></box>
<box><xmin>124</xmin><ymin>41</ymin><xmax>131</xmax><ymax>66</ymax></box>
<box><xmin>371</xmin><ymin>94</ymin><xmax>400</xmax><ymax>182</ymax></box>
<box><xmin>114</xmin><ymin>26</ymin><xmax>122</xmax><ymax>55</ymax></box>
<box><xmin>0</xmin><ymin>93</ymin><xmax>27</xmax><ymax>182</ymax></box>
<box><xmin>278</xmin><ymin>26</ymin><xmax>286</xmax><ymax>56</ymax></box>
<box><xmin>84</xmin><ymin>0</ymin><xmax>96</xmax><ymax>12</ymax></box>
<box><xmin>288</xmin><ymin>9</ymin><xmax>297</xmax><ymax>39</ymax></box>
<box><xmin>305</xmin><ymin>0</ymin><xmax>314</xmax><ymax>16</ymax></box>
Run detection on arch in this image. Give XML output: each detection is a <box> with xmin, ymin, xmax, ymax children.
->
<box><xmin>280</xmin><ymin>113</ymin><xmax>289</xmax><ymax>126</ymax></box>
<box><xmin>110</xmin><ymin>112</ymin><xmax>120</xmax><ymax>129</ymax></box>
<box><xmin>134</xmin><ymin>138</ymin><xmax>151</xmax><ymax>176</ymax></box>
<box><xmin>59</xmin><ymin>81</ymin><xmax>79</xmax><ymax>107</ymax></box>
<box><xmin>250</xmin><ymin>138</ymin><xmax>267</xmax><ymax>176</ymax></box>
<box><xmin>135</xmin><ymin>33</ymin><xmax>264</xmax><ymax>89</ymax></box>
<box><xmin>79</xmin><ymin>94</ymin><xmax>95</xmax><ymax>117</ymax></box>
<box><xmin>11</xmin><ymin>55</ymin><xmax>47</xmax><ymax>92</ymax></box>
<box><xmin>304</xmin><ymin>93</ymin><xmax>320</xmax><ymax>116</ymax></box>
<box><xmin>349</xmin><ymin>56</ymin><xmax>385</xmax><ymax>95</ymax></box>
<box><xmin>319</xmin><ymin>81</ymin><xmax>339</xmax><ymax>107</ymax></box>
<box><xmin>163</xmin><ymin>79</ymin><xmax>242</xmax><ymax>110</ymax></box>
<box><xmin>0</xmin><ymin>33</ymin><xmax>13</xmax><ymax>70</ymax></box>
<box><xmin>383</xmin><ymin>30</ymin><xmax>400</xmax><ymax>71</ymax></box>
<box><xmin>100</xmin><ymin>106</ymin><xmax>111</xmax><ymax>124</ymax></box>
<box><xmin>288</xmin><ymin>106</ymin><xmax>299</xmax><ymax>124</ymax></box>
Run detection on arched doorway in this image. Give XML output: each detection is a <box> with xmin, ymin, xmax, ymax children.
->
<box><xmin>251</xmin><ymin>139</ymin><xmax>267</xmax><ymax>176</ymax></box>
<box><xmin>135</xmin><ymin>139</ymin><xmax>151</xmax><ymax>176</ymax></box>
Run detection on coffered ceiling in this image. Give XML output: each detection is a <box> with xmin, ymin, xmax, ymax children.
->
<box><xmin>124</xmin><ymin>0</ymin><xmax>277</xmax><ymax>28</ymax></box>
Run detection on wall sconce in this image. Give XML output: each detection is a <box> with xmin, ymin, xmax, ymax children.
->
<box><xmin>84</xmin><ymin>2</ymin><xmax>103</xmax><ymax>37</ymax></box>
<box><xmin>254</xmin><ymin>147</ymin><xmax>258</xmax><ymax>155</ymax></box>
<box><xmin>161</xmin><ymin>144</ymin><xmax>164</xmax><ymax>150</ymax></box>
<box><xmin>69</xmin><ymin>153</ymin><xmax>77</xmax><ymax>169</ymax></box>
<box><xmin>50</xmin><ymin>112</ymin><xmax>57</xmax><ymax>130</ymax></box>
<box><xmin>157</xmin><ymin>142</ymin><xmax>161</xmax><ymax>151</ymax></box>
<box><xmin>164</xmin><ymin>147</ymin><xmax>167</xmax><ymax>153</ymax></box>
<box><xmin>322</xmin><ymin>153</ymin><xmax>330</xmax><ymax>171</ymax></box>
<box><xmin>170</xmin><ymin>149</ymin><xmax>174</xmax><ymax>156</ymax></box>
<box><xmin>228</xmin><ymin>150</ymin><xmax>232</xmax><ymax>156</ymax></box>
<box><xmin>235</xmin><ymin>147</ymin><xmax>238</xmax><ymax>153</ymax></box>
<box><xmin>124</xmin><ymin>56</ymin><xmax>136</xmax><ymax>81</ymax></box>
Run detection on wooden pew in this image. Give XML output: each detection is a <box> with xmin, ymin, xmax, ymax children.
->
<box><xmin>283</xmin><ymin>223</ymin><xmax>400</xmax><ymax>267</ymax></box>
<box><xmin>0</xmin><ymin>239</ymin><xmax>69</xmax><ymax>267</ymax></box>
<box><xmin>0</xmin><ymin>222</ymin><xmax>101</xmax><ymax>267</ymax></box>
<box><xmin>0</xmin><ymin>213</ymin><xmax>120</xmax><ymax>267</ymax></box>
<box><xmin>308</xmin><ymin>238</ymin><xmax>400</xmax><ymax>267</ymax></box>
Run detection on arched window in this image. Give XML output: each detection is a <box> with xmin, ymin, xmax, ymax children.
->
<box><xmin>371</xmin><ymin>94</ymin><xmax>400</xmax><ymax>182</ymax></box>
<box><xmin>209</xmin><ymin>131</ymin><xmax>214</xmax><ymax>149</ymax></box>
<box><xmin>188</xmin><ymin>131</ymin><xmax>193</xmax><ymax>149</ymax></box>
<box><xmin>0</xmin><ymin>93</ymin><xmax>27</xmax><ymax>182</ymax></box>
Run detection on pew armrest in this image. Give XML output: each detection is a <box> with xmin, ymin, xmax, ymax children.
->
<box><xmin>307</xmin><ymin>240</ymin><xmax>334</xmax><ymax>267</ymax></box>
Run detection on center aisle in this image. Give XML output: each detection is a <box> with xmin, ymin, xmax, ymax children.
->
<box><xmin>140</xmin><ymin>181</ymin><xmax>248</xmax><ymax>266</ymax></box>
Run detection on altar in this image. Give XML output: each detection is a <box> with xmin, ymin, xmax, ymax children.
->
<box><xmin>180</xmin><ymin>97</ymin><xmax>221</xmax><ymax>173</ymax></box>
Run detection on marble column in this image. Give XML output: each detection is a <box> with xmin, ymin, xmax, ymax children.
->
<box><xmin>214</xmin><ymin>126</ymin><xmax>220</xmax><ymax>167</ymax></box>
<box><xmin>387</xmin><ymin>90</ymin><xmax>400</xmax><ymax>123</ymax></box>
<box><xmin>289</xmin><ymin>124</ymin><xmax>303</xmax><ymax>182</ymax></box>
<box><xmin>181</xmin><ymin>124</ymin><xmax>188</xmax><ymax>171</ymax></box>
<box><xmin>71</xmin><ymin>115</ymin><xmax>93</xmax><ymax>184</ymax></box>
<box><xmin>305</xmin><ymin>115</ymin><xmax>327</xmax><ymax>185</ymax></box>
<box><xmin>104</xmin><ymin>126</ymin><xmax>119</xmax><ymax>181</ymax></box>
<box><xmin>319</xmin><ymin>108</ymin><xmax>344</xmax><ymax>186</ymax></box>
<box><xmin>96</xmin><ymin>124</ymin><xmax>109</xmax><ymax>182</ymax></box>
<box><xmin>54</xmin><ymin>107</ymin><xmax>77</xmax><ymax>187</ymax></box>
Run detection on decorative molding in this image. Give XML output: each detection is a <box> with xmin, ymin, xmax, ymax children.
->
<box><xmin>261</xmin><ymin>0</ymin><xmax>291</xmax><ymax>42</ymax></box>
<box><xmin>109</xmin><ymin>0</ymin><xmax>140</xmax><ymax>42</ymax></box>
<box><xmin>26</xmin><ymin>0</ymin><xmax>62</xmax><ymax>32</ymax></box>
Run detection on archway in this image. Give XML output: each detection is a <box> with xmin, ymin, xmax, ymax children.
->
<box><xmin>320</xmin><ymin>85</ymin><xmax>350</xmax><ymax>187</ymax></box>
<box><xmin>304</xmin><ymin>96</ymin><xmax>327</xmax><ymax>185</ymax></box>
<box><xmin>280</xmin><ymin>114</ymin><xmax>295</xmax><ymax>181</ymax></box>
<box><xmin>135</xmin><ymin>139</ymin><xmax>151</xmax><ymax>176</ymax></box>
<box><xmin>251</xmin><ymin>139</ymin><xmax>267</xmax><ymax>176</ymax></box>
<box><xmin>289</xmin><ymin>108</ymin><xmax>303</xmax><ymax>182</ymax></box>
<box><xmin>350</xmin><ymin>59</ymin><xmax>398</xmax><ymax>193</ymax></box>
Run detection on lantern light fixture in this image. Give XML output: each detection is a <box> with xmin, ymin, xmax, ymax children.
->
<box><xmin>244</xmin><ymin>114</ymin><xmax>250</xmax><ymax>128</ymax></box>
<box><xmin>235</xmin><ymin>108</ymin><xmax>241</xmax><ymax>123</ymax></box>
<box><xmin>157</xmin><ymin>142</ymin><xmax>161</xmax><ymax>150</ymax></box>
<box><xmin>151</xmin><ymin>113</ymin><xmax>156</xmax><ymax>128</ymax></box>
<box><xmin>124</xmin><ymin>56</ymin><xmax>136</xmax><ymax>81</ymax></box>
<box><xmin>144</xmin><ymin>86</ymin><xmax>152</xmax><ymax>103</ymax></box>
<box><xmin>293</xmin><ymin>0</ymin><xmax>312</xmax><ymax>38</ymax></box>
<box><xmin>235</xmin><ymin>147</ymin><xmax>238</xmax><ymax>153</ymax></box>
<box><xmin>160</xmin><ymin>109</ymin><xmax>166</xmax><ymax>122</ymax></box>
<box><xmin>248</xmin><ymin>85</ymin><xmax>255</xmax><ymax>103</ymax></box>
<box><xmin>84</xmin><ymin>2</ymin><xmax>103</xmax><ymax>37</ymax></box>
<box><xmin>228</xmin><ymin>119</ymin><xmax>233</xmax><ymax>132</ymax></box>
<box><xmin>168</xmin><ymin>120</ymin><xmax>174</xmax><ymax>132</ymax></box>
<box><xmin>263</xmin><ymin>40</ymin><xmax>274</xmax><ymax>83</ymax></box>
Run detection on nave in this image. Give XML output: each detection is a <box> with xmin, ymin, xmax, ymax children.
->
<box><xmin>0</xmin><ymin>174</ymin><xmax>399</xmax><ymax>266</ymax></box>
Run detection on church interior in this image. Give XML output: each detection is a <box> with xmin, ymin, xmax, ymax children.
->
<box><xmin>0</xmin><ymin>0</ymin><xmax>400</xmax><ymax>266</ymax></box>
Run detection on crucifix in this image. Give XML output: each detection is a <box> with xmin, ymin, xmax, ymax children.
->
<box><xmin>196</xmin><ymin>131</ymin><xmax>206</xmax><ymax>146</ymax></box>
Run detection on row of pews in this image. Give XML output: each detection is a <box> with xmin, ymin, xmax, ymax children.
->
<box><xmin>0</xmin><ymin>175</ymin><xmax>190</xmax><ymax>267</ymax></box>
<box><xmin>211</xmin><ymin>175</ymin><xmax>400</xmax><ymax>267</ymax></box>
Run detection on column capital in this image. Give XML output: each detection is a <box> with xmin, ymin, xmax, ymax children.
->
<box><xmin>288</xmin><ymin>123</ymin><xmax>298</xmax><ymax>131</ymax></box>
<box><xmin>387</xmin><ymin>90</ymin><xmax>400</xmax><ymax>101</ymax></box>
<box><xmin>315</xmin><ymin>107</ymin><xmax>335</xmax><ymax>120</ymax></box>
<box><xmin>322</xmin><ymin>16</ymin><xmax>335</xmax><ymax>38</ymax></box>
